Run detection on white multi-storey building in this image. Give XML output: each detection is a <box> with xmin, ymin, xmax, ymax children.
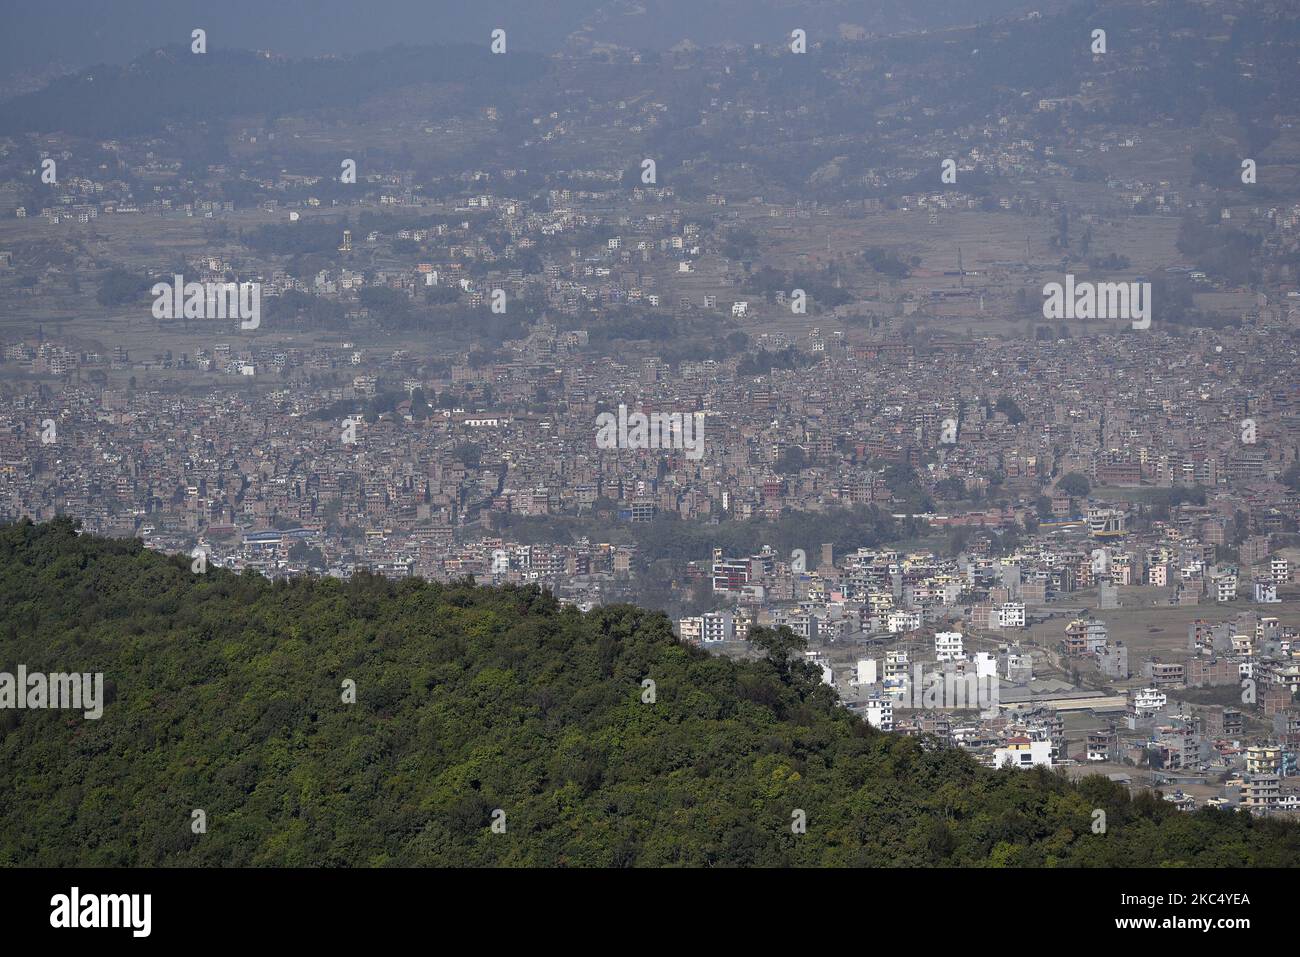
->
<box><xmin>700</xmin><ymin>611</ymin><xmax>735</xmax><ymax>644</ymax></box>
<box><xmin>994</xmin><ymin>737</ymin><xmax>1053</xmax><ymax>769</ymax></box>
<box><xmin>1255</xmin><ymin>582</ymin><xmax>1279</xmax><ymax>603</ymax></box>
<box><xmin>863</xmin><ymin>696</ymin><xmax>894</xmax><ymax>732</ymax></box>
<box><xmin>679</xmin><ymin>612</ymin><xmax>738</xmax><ymax>645</ymax></box>
<box><xmin>935</xmin><ymin>631</ymin><xmax>965</xmax><ymax>662</ymax></box>
<box><xmin>1212</xmin><ymin>572</ymin><xmax>1238</xmax><ymax>603</ymax></box>
<box><xmin>887</xmin><ymin>610</ymin><xmax>922</xmax><ymax>634</ymax></box>
<box><xmin>678</xmin><ymin>617</ymin><xmax>703</xmax><ymax>644</ymax></box>
<box><xmin>1134</xmin><ymin>687</ymin><xmax>1167</xmax><ymax>715</ymax></box>
<box><xmin>998</xmin><ymin>602</ymin><xmax>1026</xmax><ymax>629</ymax></box>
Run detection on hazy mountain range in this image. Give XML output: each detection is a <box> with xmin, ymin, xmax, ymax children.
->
<box><xmin>0</xmin><ymin>0</ymin><xmax>1050</xmax><ymax>79</ymax></box>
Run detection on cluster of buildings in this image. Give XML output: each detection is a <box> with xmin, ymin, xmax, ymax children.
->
<box><xmin>4</xmin><ymin>312</ymin><xmax>1299</xmax><ymax>613</ymax></box>
<box><xmin>675</xmin><ymin>522</ymin><xmax>1300</xmax><ymax>814</ymax></box>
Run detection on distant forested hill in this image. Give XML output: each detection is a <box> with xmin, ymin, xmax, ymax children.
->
<box><xmin>0</xmin><ymin>45</ymin><xmax>546</xmax><ymax>138</ymax></box>
<box><xmin>5</xmin><ymin>2</ymin><xmax>1297</xmax><ymax>146</ymax></box>
<box><xmin>2</xmin><ymin>518</ymin><xmax>1297</xmax><ymax>867</ymax></box>
<box><xmin>0</xmin><ymin>0</ymin><xmax>1047</xmax><ymax>75</ymax></box>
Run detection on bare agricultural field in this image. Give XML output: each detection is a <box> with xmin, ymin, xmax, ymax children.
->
<box><xmin>1026</xmin><ymin>596</ymin><xmax>1300</xmax><ymax>662</ymax></box>
<box><xmin>757</xmin><ymin>208</ymin><xmax>1059</xmax><ymax>282</ymax></box>
<box><xmin>731</xmin><ymin>204</ymin><xmax>1188</xmax><ymax>342</ymax></box>
<box><xmin>1068</xmin><ymin>215</ymin><xmax>1185</xmax><ymax>274</ymax></box>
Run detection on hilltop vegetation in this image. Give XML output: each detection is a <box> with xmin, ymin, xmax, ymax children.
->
<box><xmin>2</xmin><ymin>518</ymin><xmax>1298</xmax><ymax>867</ymax></box>
<box><xmin>0</xmin><ymin>45</ymin><xmax>545</xmax><ymax>138</ymax></box>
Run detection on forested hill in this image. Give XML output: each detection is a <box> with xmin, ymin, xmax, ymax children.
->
<box><xmin>2</xmin><ymin>518</ymin><xmax>1297</xmax><ymax>867</ymax></box>
<box><xmin>0</xmin><ymin>45</ymin><xmax>546</xmax><ymax>138</ymax></box>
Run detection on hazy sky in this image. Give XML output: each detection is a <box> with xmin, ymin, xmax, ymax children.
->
<box><xmin>0</xmin><ymin>0</ymin><xmax>596</xmax><ymax>72</ymax></box>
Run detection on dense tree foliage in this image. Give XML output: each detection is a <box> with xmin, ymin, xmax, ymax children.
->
<box><xmin>736</xmin><ymin>347</ymin><xmax>818</xmax><ymax>377</ymax></box>
<box><xmin>492</xmin><ymin>505</ymin><xmax>915</xmax><ymax>569</ymax></box>
<box><xmin>95</xmin><ymin>268</ymin><xmax>153</xmax><ymax>308</ymax></box>
<box><xmin>2</xmin><ymin>519</ymin><xmax>1298</xmax><ymax>867</ymax></box>
<box><xmin>1058</xmin><ymin>472</ymin><xmax>1091</xmax><ymax>498</ymax></box>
